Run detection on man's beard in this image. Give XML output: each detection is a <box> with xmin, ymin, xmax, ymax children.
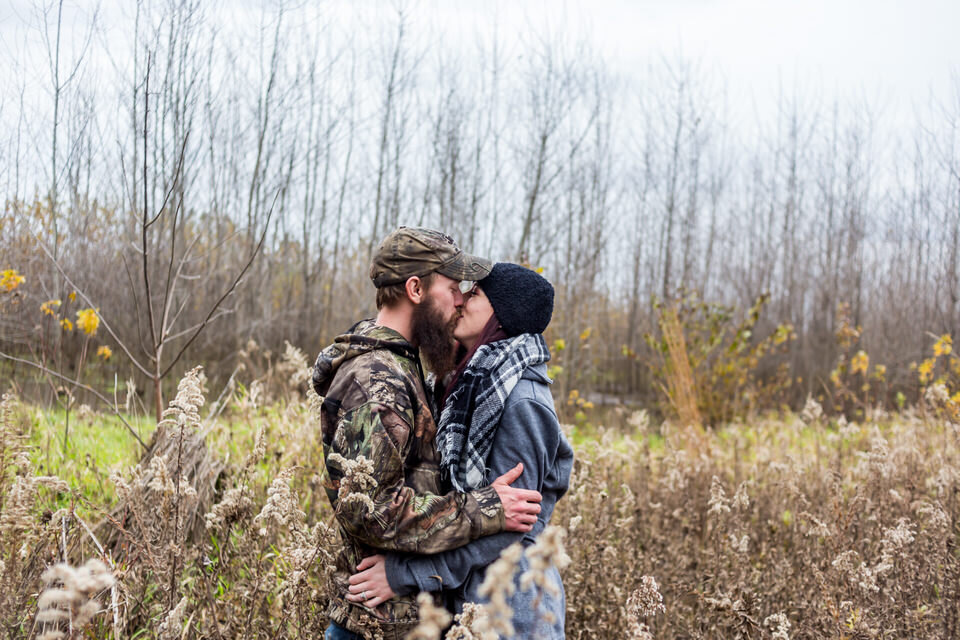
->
<box><xmin>411</xmin><ymin>295</ymin><xmax>458</xmax><ymax>379</ymax></box>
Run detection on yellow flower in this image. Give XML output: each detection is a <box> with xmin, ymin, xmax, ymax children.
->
<box><xmin>933</xmin><ymin>335</ymin><xmax>953</xmax><ymax>357</ymax></box>
<box><xmin>96</xmin><ymin>345</ymin><xmax>112</xmax><ymax>360</ymax></box>
<box><xmin>60</xmin><ymin>318</ymin><xmax>73</xmax><ymax>332</ymax></box>
<box><xmin>918</xmin><ymin>358</ymin><xmax>935</xmax><ymax>384</ymax></box>
<box><xmin>41</xmin><ymin>299</ymin><xmax>62</xmax><ymax>316</ymax></box>
<box><xmin>850</xmin><ymin>350</ymin><xmax>869</xmax><ymax>376</ymax></box>
<box><xmin>76</xmin><ymin>308</ymin><xmax>99</xmax><ymax>336</ymax></box>
<box><xmin>1</xmin><ymin>269</ymin><xmax>25</xmax><ymax>292</ymax></box>
<box><xmin>68</xmin><ymin>291</ymin><xmax>76</xmax><ymax>302</ymax></box>
<box><xmin>579</xmin><ymin>327</ymin><xmax>592</xmax><ymax>341</ymax></box>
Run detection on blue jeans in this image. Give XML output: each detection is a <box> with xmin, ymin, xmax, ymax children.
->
<box><xmin>324</xmin><ymin>621</ymin><xmax>363</xmax><ymax>640</ymax></box>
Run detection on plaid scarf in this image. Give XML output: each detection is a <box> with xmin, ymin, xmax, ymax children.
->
<box><xmin>436</xmin><ymin>332</ymin><xmax>551</xmax><ymax>492</ymax></box>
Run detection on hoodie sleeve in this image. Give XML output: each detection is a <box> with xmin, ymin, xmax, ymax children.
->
<box><xmin>324</xmin><ymin>396</ymin><xmax>504</xmax><ymax>554</ymax></box>
<box><xmin>384</xmin><ymin>392</ymin><xmax>561</xmax><ymax>594</ymax></box>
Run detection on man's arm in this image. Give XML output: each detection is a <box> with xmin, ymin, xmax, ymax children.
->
<box><xmin>326</xmin><ymin>399</ymin><xmax>541</xmax><ymax>554</ymax></box>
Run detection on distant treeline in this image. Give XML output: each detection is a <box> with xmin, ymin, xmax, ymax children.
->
<box><xmin>1</xmin><ymin>3</ymin><xmax>957</xmax><ymax>417</ymax></box>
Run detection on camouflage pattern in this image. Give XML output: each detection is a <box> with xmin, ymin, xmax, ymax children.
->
<box><xmin>369</xmin><ymin>227</ymin><xmax>492</xmax><ymax>287</ymax></box>
<box><xmin>313</xmin><ymin>320</ymin><xmax>504</xmax><ymax>638</ymax></box>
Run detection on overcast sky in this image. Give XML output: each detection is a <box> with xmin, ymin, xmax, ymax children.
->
<box><xmin>2</xmin><ymin>0</ymin><xmax>958</xmax><ymax>157</ymax></box>
<box><xmin>414</xmin><ymin>0</ymin><xmax>960</xmax><ymax>128</ymax></box>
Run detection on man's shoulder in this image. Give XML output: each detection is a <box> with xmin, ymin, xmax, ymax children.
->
<box><xmin>334</xmin><ymin>347</ymin><xmax>421</xmax><ymax>415</ymax></box>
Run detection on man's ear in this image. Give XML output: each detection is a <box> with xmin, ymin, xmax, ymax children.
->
<box><xmin>405</xmin><ymin>276</ymin><xmax>424</xmax><ymax>304</ymax></box>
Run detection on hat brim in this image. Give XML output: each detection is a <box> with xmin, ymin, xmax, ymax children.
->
<box><xmin>436</xmin><ymin>252</ymin><xmax>492</xmax><ymax>282</ymax></box>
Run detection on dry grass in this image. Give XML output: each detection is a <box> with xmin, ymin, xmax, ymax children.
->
<box><xmin>1</xmin><ymin>373</ymin><xmax>959</xmax><ymax>638</ymax></box>
<box><xmin>558</xmin><ymin>405</ymin><xmax>960</xmax><ymax>638</ymax></box>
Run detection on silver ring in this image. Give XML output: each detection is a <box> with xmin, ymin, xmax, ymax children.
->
<box><xmin>362</xmin><ymin>591</ymin><xmax>367</xmax><ymax>600</ymax></box>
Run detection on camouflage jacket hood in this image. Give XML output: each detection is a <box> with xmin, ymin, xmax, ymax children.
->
<box><xmin>312</xmin><ymin>319</ymin><xmax>424</xmax><ymax>398</ymax></box>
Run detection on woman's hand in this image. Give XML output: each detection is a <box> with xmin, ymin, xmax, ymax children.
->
<box><xmin>347</xmin><ymin>555</ymin><xmax>394</xmax><ymax>609</ymax></box>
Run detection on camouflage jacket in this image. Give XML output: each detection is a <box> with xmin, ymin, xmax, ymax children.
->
<box><xmin>312</xmin><ymin>320</ymin><xmax>505</xmax><ymax>639</ymax></box>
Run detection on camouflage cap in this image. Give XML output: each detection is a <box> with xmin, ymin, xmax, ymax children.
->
<box><xmin>369</xmin><ymin>227</ymin><xmax>492</xmax><ymax>287</ymax></box>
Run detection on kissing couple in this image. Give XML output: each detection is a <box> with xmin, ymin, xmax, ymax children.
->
<box><xmin>313</xmin><ymin>227</ymin><xmax>573</xmax><ymax>639</ymax></box>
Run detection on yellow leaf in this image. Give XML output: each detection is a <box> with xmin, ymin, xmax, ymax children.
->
<box><xmin>60</xmin><ymin>318</ymin><xmax>73</xmax><ymax>332</ymax></box>
<box><xmin>68</xmin><ymin>291</ymin><xmax>76</xmax><ymax>302</ymax></box>
<box><xmin>933</xmin><ymin>334</ymin><xmax>952</xmax><ymax>357</ymax></box>
<box><xmin>96</xmin><ymin>345</ymin><xmax>112</xmax><ymax>360</ymax></box>
<box><xmin>1</xmin><ymin>269</ymin><xmax>25</xmax><ymax>292</ymax></box>
<box><xmin>850</xmin><ymin>350</ymin><xmax>869</xmax><ymax>376</ymax></box>
<box><xmin>579</xmin><ymin>327</ymin><xmax>592</xmax><ymax>341</ymax></box>
<box><xmin>41</xmin><ymin>299</ymin><xmax>62</xmax><ymax>316</ymax></box>
<box><xmin>76</xmin><ymin>308</ymin><xmax>100</xmax><ymax>336</ymax></box>
<box><xmin>553</xmin><ymin>338</ymin><xmax>566</xmax><ymax>352</ymax></box>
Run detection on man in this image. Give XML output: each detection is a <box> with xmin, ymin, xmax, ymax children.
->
<box><xmin>312</xmin><ymin>227</ymin><xmax>543</xmax><ymax>640</ymax></box>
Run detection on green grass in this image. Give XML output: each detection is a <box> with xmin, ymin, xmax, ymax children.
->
<box><xmin>21</xmin><ymin>396</ymin><xmax>300</xmax><ymax>514</ymax></box>
<box><xmin>28</xmin><ymin>406</ymin><xmax>156</xmax><ymax>508</ymax></box>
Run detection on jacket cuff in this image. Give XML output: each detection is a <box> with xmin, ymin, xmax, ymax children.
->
<box><xmin>384</xmin><ymin>554</ymin><xmax>419</xmax><ymax>597</ymax></box>
<box><xmin>467</xmin><ymin>484</ymin><xmax>505</xmax><ymax>537</ymax></box>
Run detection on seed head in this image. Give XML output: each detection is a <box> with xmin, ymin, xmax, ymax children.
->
<box><xmin>707</xmin><ymin>476</ymin><xmax>730</xmax><ymax>517</ymax></box>
<box><xmin>157</xmin><ymin>597</ymin><xmax>187</xmax><ymax>640</ymax></box>
<box><xmin>800</xmin><ymin>395</ymin><xmax>823</xmax><ymax>424</ymax></box>
<box><xmin>159</xmin><ymin>366</ymin><xmax>205</xmax><ymax>432</ymax></box>
<box><xmin>36</xmin><ymin>559</ymin><xmax>115</xmax><ymax>638</ymax></box>
<box><xmin>477</xmin><ymin>542</ymin><xmax>524</xmax><ymax>637</ymax></box>
<box><xmin>406</xmin><ymin>592</ymin><xmax>452</xmax><ymax>640</ymax></box>
<box><xmin>764</xmin><ymin>612</ymin><xmax>791</xmax><ymax>640</ymax></box>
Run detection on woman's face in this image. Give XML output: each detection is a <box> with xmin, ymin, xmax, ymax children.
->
<box><xmin>454</xmin><ymin>285</ymin><xmax>495</xmax><ymax>350</ymax></box>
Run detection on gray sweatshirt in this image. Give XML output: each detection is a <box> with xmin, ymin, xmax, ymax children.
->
<box><xmin>384</xmin><ymin>363</ymin><xmax>574</xmax><ymax>638</ymax></box>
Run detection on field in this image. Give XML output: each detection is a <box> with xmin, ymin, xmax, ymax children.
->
<box><xmin>2</xmin><ymin>366</ymin><xmax>958</xmax><ymax>640</ymax></box>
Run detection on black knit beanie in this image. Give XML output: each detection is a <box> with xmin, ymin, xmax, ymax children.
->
<box><xmin>478</xmin><ymin>263</ymin><xmax>555</xmax><ymax>336</ymax></box>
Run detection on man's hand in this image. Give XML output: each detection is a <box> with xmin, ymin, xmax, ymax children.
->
<box><xmin>347</xmin><ymin>555</ymin><xmax>394</xmax><ymax>609</ymax></box>
<box><xmin>491</xmin><ymin>462</ymin><xmax>542</xmax><ymax>532</ymax></box>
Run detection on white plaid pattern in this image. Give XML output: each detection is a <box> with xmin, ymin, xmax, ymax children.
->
<box><xmin>436</xmin><ymin>333</ymin><xmax>551</xmax><ymax>491</ymax></box>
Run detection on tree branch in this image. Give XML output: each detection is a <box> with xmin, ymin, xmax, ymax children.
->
<box><xmin>0</xmin><ymin>352</ymin><xmax>147</xmax><ymax>451</ymax></box>
<box><xmin>160</xmin><ymin>190</ymin><xmax>278</xmax><ymax>379</ymax></box>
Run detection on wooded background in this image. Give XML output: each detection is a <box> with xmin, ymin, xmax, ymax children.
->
<box><xmin>2</xmin><ymin>1</ymin><xmax>958</xmax><ymax>417</ymax></box>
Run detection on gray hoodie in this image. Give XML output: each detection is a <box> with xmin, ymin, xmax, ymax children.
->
<box><xmin>384</xmin><ymin>363</ymin><xmax>574</xmax><ymax>638</ymax></box>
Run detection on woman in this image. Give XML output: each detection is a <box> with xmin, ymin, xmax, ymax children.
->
<box><xmin>345</xmin><ymin>263</ymin><xmax>574</xmax><ymax>638</ymax></box>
